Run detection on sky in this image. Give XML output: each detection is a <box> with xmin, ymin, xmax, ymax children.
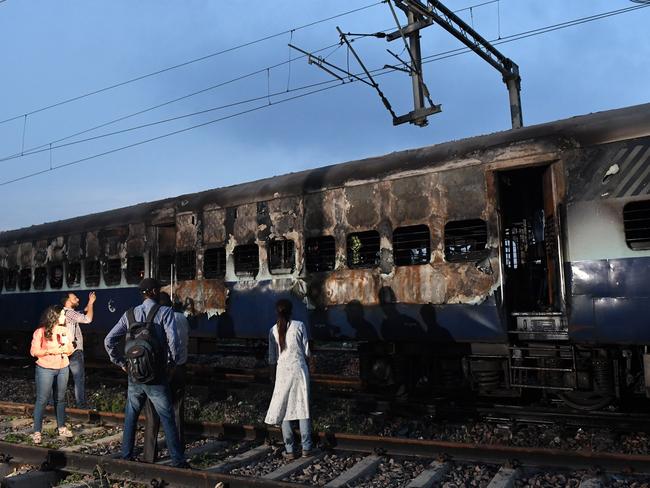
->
<box><xmin>0</xmin><ymin>0</ymin><xmax>649</xmax><ymax>231</ymax></box>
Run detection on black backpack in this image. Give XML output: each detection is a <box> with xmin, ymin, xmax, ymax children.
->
<box><xmin>124</xmin><ymin>304</ymin><xmax>163</xmax><ymax>384</ymax></box>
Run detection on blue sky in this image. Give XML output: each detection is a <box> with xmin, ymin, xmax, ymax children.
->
<box><xmin>1</xmin><ymin>1</ymin><xmax>649</xmax><ymax>231</ymax></box>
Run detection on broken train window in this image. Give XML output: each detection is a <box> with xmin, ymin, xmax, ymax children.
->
<box><xmin>176</xmin><ymin>251</ymin><xmax>196</xmax><ymax>281</ymax></box>
<box><xmin>85</xmin><ymin>260</ymin><xmax>101</xmax><ymax>287</ymax></box>
<box><xmin>49</xmin><ymin>264</ymin><xmax>64</xmax><ymax>289</ymax></box>
<box><xmin>19</xmin><ymin>268</ymin><xmax>32</xmax><ymax>291</ymax></box>
<box><xmin>444</xmin><ymin>219</ymin><xmax>488</xmax><ymax>262</ymax></box>
<box><xmin>66</xmin><ymin>262</ymin><xmax>82</xmax><ymax>288</ymax></box>
<box><xmin>623</xmin><ymin>200</ymin><xmax>650</xmax><ymax>250</ymax></box>
<box><xmin>305</xmin><ymin>236</ymin><xmax>336</xmax><ymax>272</ymax></box>
<box><xmin>102</xmin><ymin>259</ymin><xmax>122</xmax><ymax>286</ymax></box>
<box><xmin>268</xmin><ymin>239</ymin><xmax>295</xmax><ymax>274</ymax></box>
<box><xmin>4</xmin><ymin>268</ymin><xmax>17</xmax><ymax>291</ymax></box>
<box><xmin>33</xmin><ymin>267</ymin><xmax>47</xmax><ymax>290</ymax></box>
<box><xmin>125</xmin><ymin>256</ymin><xmax>145</xmax><ymax>284</ymax></box>
<box><xmin>234</xmin><ymin>244</ymin><xmax>259</xmax><ymax>278</ymax></box>
<box><xmin>393</xmin><ymin>225</ymin><xmax>431</xmax><ymax>266</ymax></box>
<box><xmin>203</xmin><ymin>247</ymin><xmax>226</xmax><ymax>279</ymax></box>
<box><xmin>347</xmin><ymin>230</ymin><xmax>380</xmax><ymax>269</ymax></box>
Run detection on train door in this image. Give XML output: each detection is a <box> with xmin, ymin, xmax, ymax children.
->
<box><xmin>498</xmin><ymin>164</ymin><xmax>565</xmax><ymax>316</ymax></box>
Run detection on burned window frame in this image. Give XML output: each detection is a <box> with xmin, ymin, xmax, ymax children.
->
<box><xmin>176</xmin><ymin>250</ymin><xmax>196</xmax><ymax>281</ymax></box>
<box><xmin>157</xmin><ymin>254</ymin><xmax>174</xmax><ymax>286</ymax></box>
<box><xmin>4</xmin><ymin>268</ymin><xmax>17</xmax><ymax>291</ymax></box>
<box><xmin>33</xmin><ymin>267</ymin><xmax>48</xmax><ymax>290</ymax></box>
<box><xmin>444</xmin><ymin>218</ymin><xmax>489</xmax><ymax>263</ymax></box>
<box><xmin>49</xmin><ymin>263</ymin><xmax>64</xmax><ymax>289</ymax></box>
<box><xmin>85</xmin><ymin>260</ymin><xmax>101</xmax><ymax>287</ymax></box>
<box><xmin>233</xmin><ymin>243</ymin><xmax>260</xmax><ymax>278</ymax></box>
<box><xmin>66</xmin><ymin>262</ymin><xmax>82</xmax><ymax>288</ymax></box>
<box><xmin>347</xmin><ymin>230</ymin><xmax>381</xmax><ymax>269</ymax></box>
<box><xmin>268</xmin><ymin>239</ymin><xmax>296</xmax><ymax>275</ymax></box>
<box><xmin>305</xmin><ymin>236</ymin><xmax>336</xmax><ymax>273</ymax></box>
<box><xmin>125</xmin><ymin>256</ymin><xmax>145</xmax><ymax>285</ymax></box>
<box><xmin>393</xmin><ymin>224</ymin><xmax>431</xmax><ymax>266</ymax></box>
<box><xmin>623</xmin><ymin>200</ymin><xmax>650</xmax><ymax>250</ymax></box>
<box><xmin>203</xmin><ymin>247</ymin><xmax>226</xmax><ymax>279</ymax></box>
<box><xmin>102</xmin><ymin>259</ymin><xmax>122</xmax><ymax>286</ymax></box>
<box><xmin>18</xmin><ymin>268</ymin><xmax>32</xmax><ymax>291</ymax></box>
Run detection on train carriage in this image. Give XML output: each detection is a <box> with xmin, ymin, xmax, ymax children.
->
<box><xmin>2</xmin><ymin>102</ymin><xmax>650</xmax><ymax>409</ymax></box>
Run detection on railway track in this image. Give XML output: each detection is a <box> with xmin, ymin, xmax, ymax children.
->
<box><xmin>0</xmin><ymin>402</ymin><xmax>648</xmax><ymax>487</ymax></box>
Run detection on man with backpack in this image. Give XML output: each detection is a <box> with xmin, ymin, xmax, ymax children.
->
<box><xmin>104</xmin><ymin>278</ymin><xmax>189</xmax><ymax>468</ymax></box>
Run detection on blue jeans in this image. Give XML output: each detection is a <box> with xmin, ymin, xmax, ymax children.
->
<box><xmin>122</xmin><ymin>380</ymin><xmax>185</xmax><ymax>466</ymax></box>
<box><xmin>281</xmin><ymin>419</ymin><xmax>312</xmax><ymax>454</ymax></box>
<box><xmin>68</xmin><ymin>350</ymin><xmax>86</xmax><ymax>408</ymax></box>
<box><xmin>34</xmin><ymin>365</ymin><xmax>69</xmax><ymax>432</ymax></box>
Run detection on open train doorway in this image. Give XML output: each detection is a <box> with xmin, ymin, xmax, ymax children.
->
<box><xmin>497</xmin><ymin>165</ymin><xmax>565</xmax><ymax>317</ymax></box>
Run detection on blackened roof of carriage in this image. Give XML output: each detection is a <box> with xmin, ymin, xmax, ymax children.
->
<box><xmin>2</xmin><ymin>102</ymin><xmax>650</xmax><ymax>244</ymax></box>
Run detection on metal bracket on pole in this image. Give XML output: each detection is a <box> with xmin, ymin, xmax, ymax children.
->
<box><xmin>393</xmin><ymin>0</ymin><xmax>523</xmax><ymax>128</ymax></box>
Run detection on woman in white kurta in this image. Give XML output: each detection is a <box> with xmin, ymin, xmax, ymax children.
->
<box><xmin>265</xmin><ymin>299</ymin><xmax>313</xmax><ymax>458</ymax></box>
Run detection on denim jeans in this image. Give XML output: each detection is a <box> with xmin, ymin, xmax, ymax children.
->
<box><xmin>281</xmin><ymin>418</ymin><xmax>312</xmax><ymax>454</ymax></box>
<box><xmin>34</xmin><ymin>365</ymin><xmax>69</xmax><ymax>432</ymax></box>
<box><xmin>68</xmin><ymin>350</ymin><xmax>86</xmax><ymax>408</ymax></box>
<box><xmin>122</xmin><ymin>380</ymin><xmax>185</xmax><ymax>466</ymax></box>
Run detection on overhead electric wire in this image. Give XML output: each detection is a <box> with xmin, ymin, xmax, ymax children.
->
<box><xmin>0</xmin><ymin>1</ymin><xmax>383</xmax><ymax>126</ymax></box>
<box><xmin>1</xmin><ymin>2</ymin><xmax>648</xmax><ymax>187</ymax></box>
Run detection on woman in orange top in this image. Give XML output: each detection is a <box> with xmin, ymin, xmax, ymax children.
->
<box><xmin>30</xmin><ymin>305</ymin><xmax>74</xmax><ymax>444</ymax></box>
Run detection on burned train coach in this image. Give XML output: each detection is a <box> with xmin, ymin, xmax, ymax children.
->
<box><xmin>1</xmin><ymin>103</ymin><xmax>650</xmax><ymax>407</ymax></box>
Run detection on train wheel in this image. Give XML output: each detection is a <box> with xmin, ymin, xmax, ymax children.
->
<box><xmin>559</xmin><ymin>391</ymin><xmax>614</xmax><ymax>411</ymax></box>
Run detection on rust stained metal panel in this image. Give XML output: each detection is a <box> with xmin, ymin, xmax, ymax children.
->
<box><xmin>67</xmin><ymin>234</ymin><xmax>83</xmax><ymax>261</ymax></box>
<box><xmin>389</xmin><ymin>174</ymin><xmax>439</xmax><ymax>225</ymax></box>
<box><xmin>443</xmin><ymin>260</ymin><xmax>499</xmax><ymax>303</ymax></box>
<box><xmin>267</xmin><ymin>197</ymin><xmax>302</xmax><ymax>236</ymax></box>
<box><xmin>387</xmin><ymin>265</ymin><xmax>447</xmax><ymax>304</ymax></box>
<box><xmin>176</xmin><ymin>213</ymin><xmax>198</xmax><ymax>251</ymax></box>
<box><xmin>48</xmin><ymin>236</ymin><xmax>65</xmax><ymax>262</ymax></box>
<box><xmin>127</xmin><ymin>223</ymin><xmax>146</xmax><ymax>257</ymax></box>
<box><xmin>19</xmin><ymin>242</ymin><xmax>32</xmax><ymax>268</ymax></box>
<box><xmin>439</xmin><ymin>166</ymin><xmax>487</xmax><ymax>221</ymax></box>
<box><xmin>304</xmin><ymin>191</ymin><xmax>337</xmax><ymax>237</ymax></box>
<box><xmin>85</xmin><ymin>231</ymin><xmax>100</xmax><ymax>259</ymax></box>
<box><xmin>323</xmin><ymin>270</ymin><xmax>382</xmax><ymax>306</ymax></box>
<box><xmin>345</xmin><ymin>184</ymin><xmax>380</xmax><ymax>229</ymax></box>
<box><xmin>33</xmin><ymin>240</ymin><xmax>48</xmax><ymax>266</ymax></box>
<box><xmin>151</xmin><ymin>206</ymin><xmax>175</xmax><ymax>226</ymax></box>
<box><xmin>163</xmin><ymin>279</ymin><xmax>227</xmax><ymax>315</ymax></box>
<box><xmin>233</xmin><ymin>203</ymin><xmax>257</xmax><ymax>244</ymax></box>
<box><xmin>203</xmin><ymin>208</ymin><xmax>226</xmax><ymax>245</ymax></box>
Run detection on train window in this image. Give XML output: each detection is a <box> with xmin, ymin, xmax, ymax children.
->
<box><xmin>0</xmin><ymin>268</ymin><xmax>3</xmax><ymax>292</ymax></box>
<box><xmin>102</xmin><ymin>259</ymin><xmax>122</xmax><ymax>286</ymax></box>
<box><xmin>234</xmin><ymin>244</ymin><xmax>259</xmax><ymax>278</ymax></box>
<box><xmin>19</xmin><ymin>268</ymin><xmax>31</xmax><ymax>291</ymax></box>
<box><xmin>393</xmin><ymin>225</ymin><xmax>431</xmax><ymax>266</ymax></box>
<box><xmin>49</xmin><ymin>264</ymin><xmax>64</xmax><ymax>289</ymax></box>
<box><xmin>203</xmin><ymin>247</ymin><xmax>226</xmax><ymax>279</ymax></box>
<box><xmin>444</xmin><ymin>219</ymin><xmax>488</xmax><ymax>262</ymax></box>
<box><xmin>33</xmin><ymin>267</ymin><xmax>47</xmax><ymax>290</ymax></box>
<box><xmin>305</xmin><ymin>236</ymin><xmax>336</xmax><ymax>272</ymax></box>
<box><xmin>268</xmin><ymin>239</ymin><xmax>295</xmax><ymax>274</ymax></box>
<box><xmin>347</xmin><ymin>230</ymin><xmax>380</xmax><ymax>269</ymax></box>
<box><xmin>125</xmin><ymin>256</ymin><xmax>145</xmax><ymax>284</ymax></box>
<box><xmin>4</xmin><ymin>268</ymin><xmax>17</xmax><ymax>291</ymax></box>
<box><xmin>85</xmin><ymin>260</ymin><xmax>101</xmax><ymax>287</ymax></box>
<box><xmin>623</xmin><ymin>200</ymin><xmax>650</xmax><ymax>250</ymax></box>
<box><xmin>176</xmin><ymin>251</ymin><xmax>196</xmax><ymax>281</ymax></box>
<box><xmin>158</xmin><ymin>254</ymin><xmax>174</xmax><ymax>285</ymax></box>
<box><xmin>66</xmin><ymin>262</ymin><xmax>81</xmax><ymax>288</ymax></box>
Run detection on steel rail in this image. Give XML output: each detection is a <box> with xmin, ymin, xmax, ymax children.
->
<box><xmin>1</xmin><ymin>401</ymin><xmax>649</xmax><ymax>474</ymax></box>
<box><xmin>0</xmin><ymin>441</ymin><xmax>306</xmax><ymax>488</ymax></box>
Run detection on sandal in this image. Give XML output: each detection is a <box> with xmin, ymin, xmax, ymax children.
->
<box><xmin>58</xmin><ymin>426</ymin><xmax>73</xmax><ymax>439</ymax></box>
<box><xmin>31</xmin><ymin>432</ymin><xmax>42</xmax><ymax>445</ymax></box>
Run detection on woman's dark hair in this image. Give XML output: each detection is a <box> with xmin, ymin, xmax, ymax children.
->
<box><xmin>275</xmin><ymin>299</ymin><xmax>293</xmax><ymax>352</ymax></box>
<box><xmin>40</xmin><ymin>305</ymin><xmax>63</xmax><ymax>340</ymax></box>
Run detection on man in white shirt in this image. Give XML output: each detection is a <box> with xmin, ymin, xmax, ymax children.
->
<box><xmin>143</xmin><ymin>291</ymin><xmax>189</xmax><ymax>463</ymax></box>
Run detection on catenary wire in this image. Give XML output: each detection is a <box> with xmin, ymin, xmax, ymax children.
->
<box><xmin>0</xmin><ymin>2</ymin><xmax>383</xmax><ymax>126</ymax></box>
<box><xmin>1</xmin><ymin>2</ymin><xmax>648</xmax><ymax>187</ymax></box>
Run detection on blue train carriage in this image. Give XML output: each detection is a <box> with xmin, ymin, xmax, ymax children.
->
<box><xmin>1</xmin><ymin>102</ymin><xmax>650</xmax><ymax>409</ymax></box>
